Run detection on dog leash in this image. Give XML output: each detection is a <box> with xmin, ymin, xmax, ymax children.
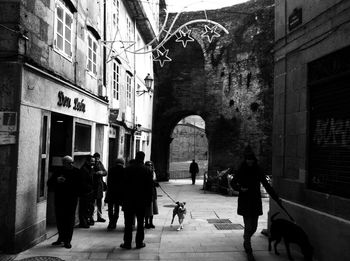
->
<box><xmin>158</xmin><ymin>183</ymin><xmax>177</xmax><ymax>204</ymax></box>
<box><xmin>275</xmin><ymin>199</ymin><xmax>296</xmax><ymax>223</ymax></box>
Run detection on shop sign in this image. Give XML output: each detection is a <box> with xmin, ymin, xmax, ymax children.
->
<box><xmin>57</xmin><ymin>91</ymin><xmax>86</xmax><ymax>112</ymax></box>
<box><xmin>0</xmin><ymin>132</ymin><xmax>16</xmax><ymax>145</ymax></box>
<box><xmin>288</xmin><ymin>8</ymin><xmax>302</xmax><ymax>31</ymax></box>
<box><xmin>0</xmin><ymin>111</ymin><xmax>17</xmax><ymax>132</ymax></box>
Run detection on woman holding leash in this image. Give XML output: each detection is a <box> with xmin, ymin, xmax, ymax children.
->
<box><xmin>144</xmin><ymin>161</ymin><xmax>159</xmax><ymax>229</ymax></box>
<box><xmin>228</xmin><ymin>149</ymin><xmax>280</xmax><ymax>261</ymax></box>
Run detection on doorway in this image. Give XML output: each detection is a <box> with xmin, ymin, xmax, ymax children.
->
<box><xmin>46</xmin><ymin>113</ymin><xmax>73</xmax><ymax>237</ymax></box>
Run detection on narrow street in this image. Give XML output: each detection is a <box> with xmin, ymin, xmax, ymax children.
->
<box><xmin>12</xmin><ymin>179</ymin><xmax>305</xmax><ymax>261</ymax></box>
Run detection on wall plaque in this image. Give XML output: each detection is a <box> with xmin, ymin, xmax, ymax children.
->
<box><xmin>288</xmin><ymin>8</ymin><xmax>302</xmax><ymax>31</ymax></box>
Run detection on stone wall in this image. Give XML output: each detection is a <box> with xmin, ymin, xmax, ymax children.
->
<box><xmin>152</xmin><ymin>0</ymin><xmax>274</xmax><ymax>182</ymax></box>
<box><xmin>170</xmin><ymin>124</ymin><xmax>208</xmax><ymax>162</ymax></box>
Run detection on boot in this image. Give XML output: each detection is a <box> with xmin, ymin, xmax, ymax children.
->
<box><xmin>149</xmin><ymin>216</ymin><xmax>155</xmax><ymax>228</ymax></box>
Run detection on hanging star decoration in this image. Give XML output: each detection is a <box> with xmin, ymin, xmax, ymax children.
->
<box><xmin>175</xmin><ymin>29</ymin><xmax>195</xmax><ymax>48</ymax></box>
<box><xmin>153</xmin><ymin>48</ymin><xmax>172</xmax><ymax>67</ymax></box>
<box><xmin>201</xmin><ymin>25</ymin><xmax>220</xmax><ymax>43</ymax></box>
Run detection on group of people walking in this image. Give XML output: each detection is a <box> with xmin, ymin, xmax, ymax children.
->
<box><xmin>47</xmin><ymin>151</ymin><xmax>158</xmax><ymax>249</ymax></box>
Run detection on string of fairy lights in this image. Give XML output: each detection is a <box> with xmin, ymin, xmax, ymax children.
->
<box><xmin>105</xmin><ymin>1</ymin><xmax>230</xmax><ymax>67</ymax></box>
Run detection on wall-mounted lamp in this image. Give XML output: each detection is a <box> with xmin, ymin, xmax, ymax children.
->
<box><xmin>134</xmin><ymin>124</ymin><xmax>142</xmax><ymax>132</ymax></box>
<box><xmin>136</xmin><ymin>73</ymin><xmax>153</xmax><ymax>96</ymax></box>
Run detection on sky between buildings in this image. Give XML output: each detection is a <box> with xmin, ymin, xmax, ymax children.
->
<box><xmin>165</xmin><ymin>0</ymin><xmax>250</xmax><ymax>12</ymax></box>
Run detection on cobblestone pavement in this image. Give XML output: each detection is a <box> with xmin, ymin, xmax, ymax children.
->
<box><xmin>11</xmin><ymin>179</ymin><xmax>305</xmax><ymax>261</ymax></box>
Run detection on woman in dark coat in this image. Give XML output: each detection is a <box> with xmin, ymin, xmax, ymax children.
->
<box><xmin>105</xmin><ymin>158</ymin><xmax>125</xmax><ymax>230</ymax></box>
<box><xmin>144</xmin><ymin>161</ymin><xmax>159</xmax><ymax>229</ymax></box>
<box><xmin>93</xmin><ymin>153</ymin><xmax>107</xmax><ymax>222</ymax></box>
<box><xmin>229</xmin><ymin>150</ymin><xmax>280</xmax><ymax>260</ymax></box>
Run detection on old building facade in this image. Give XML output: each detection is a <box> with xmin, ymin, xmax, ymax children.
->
<box><xmin>273</xmin><ymin>0</ymin><xmax>350</xmax><ymax>260</ymax></box>
<box><xmin>0</xmin><ymin>0</ymin><xmax>162</xmax><ymax>253</ymax></box>
<box><xmin>105</xmin><ymin>0</ymin><xmax>163</xmax><ymax>166</ymax></box>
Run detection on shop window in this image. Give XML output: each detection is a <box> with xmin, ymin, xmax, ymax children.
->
<box><xmin>54</xmin><ymin>0</ymin><xmax>73</xmax><ymax>58</ymax></box>
<box><xmin>74</xmin><ymin>123</ymin><xmax>91</xmax><ymax>152</ymax></box>
<box><xmin>87</xmin><ymin>33</ymin><xmax>98</xmax><ymax>75</ymax></box>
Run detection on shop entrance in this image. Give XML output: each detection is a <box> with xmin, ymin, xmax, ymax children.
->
<box><xmin>46</xmin><ymin>113</ymin><xmax>73</xmax><ymax>236</ymax></box>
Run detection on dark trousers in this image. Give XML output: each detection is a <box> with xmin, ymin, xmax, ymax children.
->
<box><xmin>108</xmin><ymin>202</ymin><xmax>120</xmax><ymax>225</ymax></box>
<box><xmin>79</xmin><ymin>193</ymin><xmax>94</xmax><ymax>225</ymax></box>
<box><xmin>191</xmin><ymin>172</ymin><xmax>197</xmax><ymax>184</ymax></box>
<box><xmin>243</xmin><ymin>215</ymin><xmax>259</xmax><ymax>252</ymax></box>
<box><xmin>123</xmin><ymin>207</ymin><xmax>145</xmax><ymax>246</ymax></box>
<box><xmin>55</xmin><ymin>197</ymin><xmax>78</xmax><ymax>244</ymax></box>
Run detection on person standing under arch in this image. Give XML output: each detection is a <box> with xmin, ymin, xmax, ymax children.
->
<box><xmin>189</xmin><ymin>159</ymin><xmax>199</xmax><ymax>185</ymax></box>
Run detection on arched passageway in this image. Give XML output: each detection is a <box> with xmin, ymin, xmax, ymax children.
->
<box><xmin>169</xmin><ymin>116</ymin><xmax>208</xmax><ymax>180</ymax></box>
<box><xmin>151</xmin><ymin>3</ymin><xmax>274</xmax><ymax>185</ymax></box>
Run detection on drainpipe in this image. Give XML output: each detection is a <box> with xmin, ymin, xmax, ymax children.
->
<box><xmin>103</xmin><ymin>0</ymin><xmax>107</xmax><ymax>87</ymax></box>
<box><xmin>74</xmin><ymin>0</ymin><xmax>79</xmax><ymax>84</ymax></box>
<box><xmin>132</xmin><ymin>17</ymin><xmax>137</xmax><ymax>158</ymax></box>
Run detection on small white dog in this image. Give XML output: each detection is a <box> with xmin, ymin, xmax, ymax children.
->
<box><xmin>171</xmin><ymin>202</ymin><xmax>187</xmax><ymax>231</ymax></box>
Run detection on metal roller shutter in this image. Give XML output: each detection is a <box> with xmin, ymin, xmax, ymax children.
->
<box><xmin>308</xmin><ymin>46</ymin><xmax>350</xmax><ymax>199</ymax></box>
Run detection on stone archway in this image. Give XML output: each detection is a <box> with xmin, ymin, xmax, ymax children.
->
<box><xmin>151</xmin><ymin>1</ymin><xmax>274</xmax><ymax>182</ymax></box>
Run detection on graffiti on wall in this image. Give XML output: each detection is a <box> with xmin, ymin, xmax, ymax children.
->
<box><xmin>312</xmin><ymin>118</ymin><xmax>350</xmax><ymax>147</ymax></box>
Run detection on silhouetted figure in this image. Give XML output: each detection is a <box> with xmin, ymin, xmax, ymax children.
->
<box><xmin>189</xmin><ymin>159</ymin><xmax>199</xmax><ymax>185</ymax></box>
<box><xmin>120</xmin><ymin>151</ymin><xmax>153</xmax><ymax>249</ymax></box>
<box><xmin>79</xmin><ymin>155</ymin><xmax>95</xmax><ymax>228</ymax></box>
<box><xmin>144</xmin><ymin>161</ymin><xmax>159</xmax><ymax>229</ymax></box>
<box><xmin>93</xmin><ymin>152</ymin><xmax>107</xmax><ymax>222</ymax></box>
<box><xmin>47</xmin><ymin>156</ymin><xmax>80</xmax><ymax>249</ymax></box>
<box><xmin>229</xmin><ymin>149</ymin><xmax>280</xmax><ymax>261</ymax></box>
<box><xmin>105</xmin><ymin>158</ymin><xmax>125</xmax><ymax>230</ymax></box>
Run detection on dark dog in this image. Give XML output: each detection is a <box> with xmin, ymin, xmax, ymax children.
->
<box><xmin>269</xmin><ymin>212</ymin><xmax>313</xmax><ymax>260</ymax></box>
<box><xmin>170</xmin><ymin>202</ymin><xmax>186</xmax><ymax>231</ymax></box>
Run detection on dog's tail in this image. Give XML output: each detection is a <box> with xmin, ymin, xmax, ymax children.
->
<box><xmin>270</xmin><ymin>212</ymin><xmax>280</xmax><ymax>222</ymax></box>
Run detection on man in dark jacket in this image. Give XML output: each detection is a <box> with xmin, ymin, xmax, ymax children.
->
<box><xmin>229</xmin><ymin>149</ymin><xmax>280</xmax><ymax>261</ymax></box>
<box><xmin>78</xmin><ymin>155</ymin><xmax>95</xmax><ymax>228</ymax></box>
<box><xmin>93</xmin><ymin>152</ymin><xmax>107</xmax><ymax>222</ymax></box>
<box><xmin>47</xmin><ymin>156</ymin><xmax>80</xmax><ymax>249</ymax></box>
<box><xmin>189</xmin><ymin>159</ymin><xmax>199</xmax><ymax>185</ymax></box>
<box><xmin>105</xmin><ymin>157</ymin><xmax>125</xmax><ymax>230</ymax></box>
<box><xmin>120</xmin><ymin>151</ymin><xmax>153</xmax><ymax>249</ymax></box>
